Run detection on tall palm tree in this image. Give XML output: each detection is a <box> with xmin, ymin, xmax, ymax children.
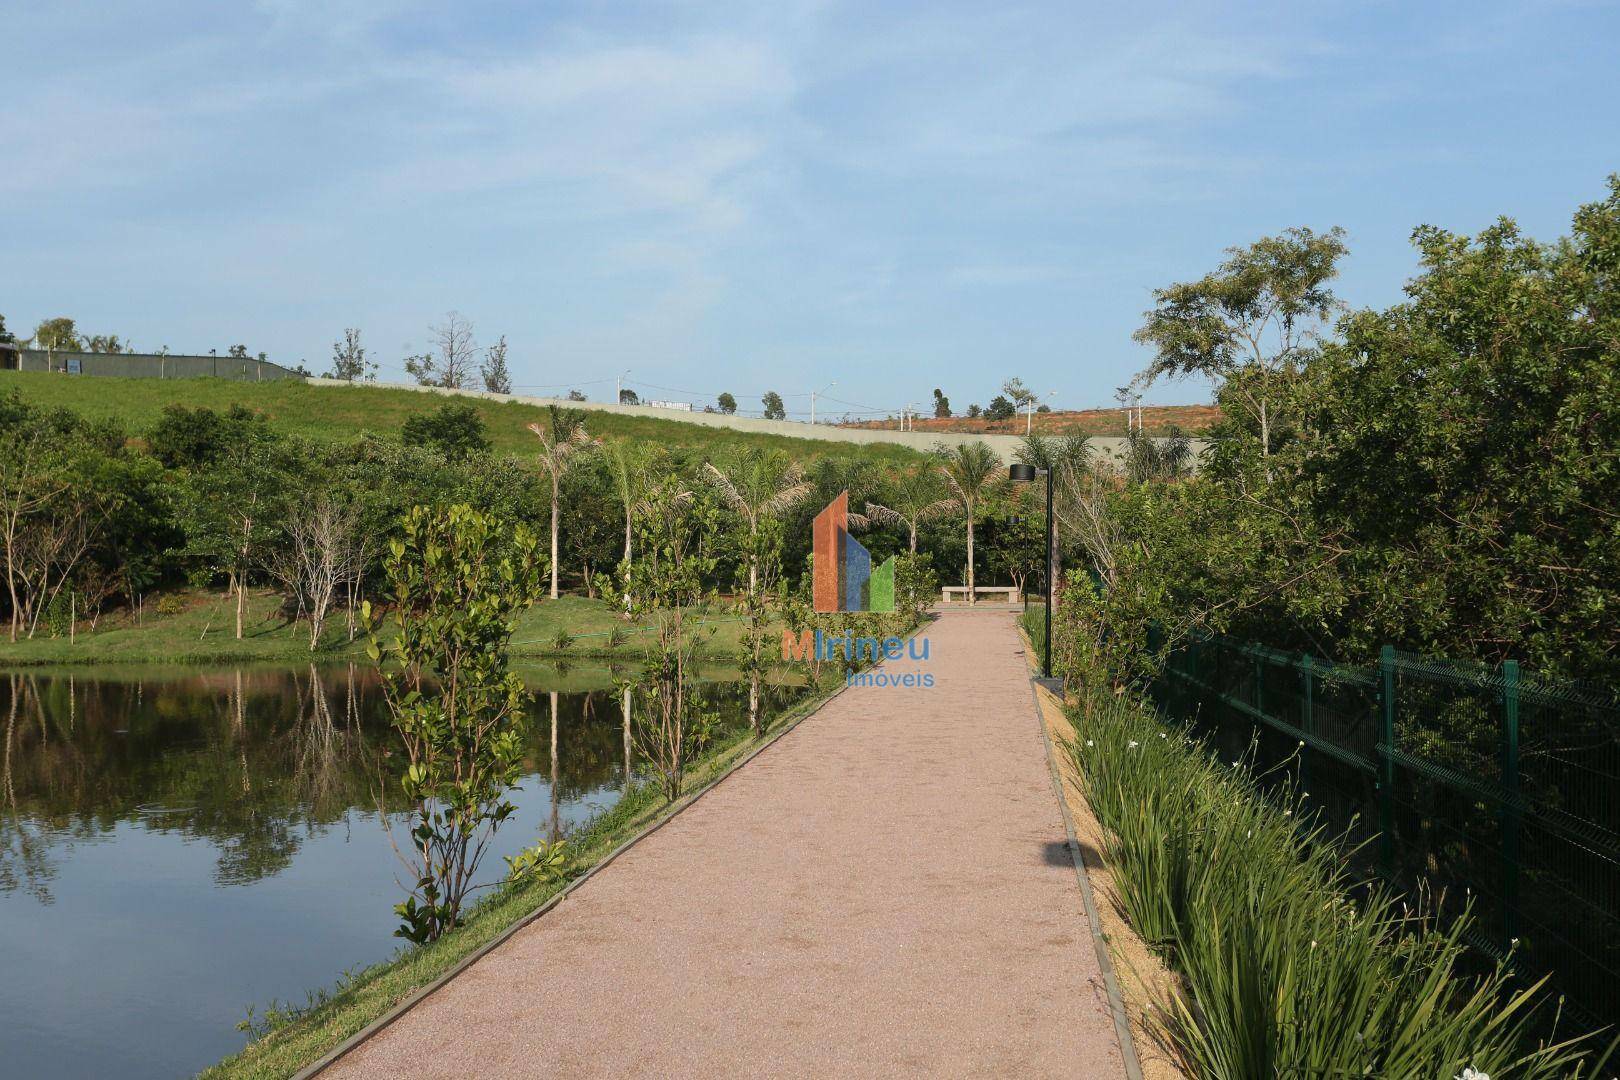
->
<box><xmin>603</xmin><ymin>440</ymin><xmax>655</xmax><ymax>567</ymax></box>
<box><xmin>704</xmin><ymin>450</ymin><xmax>813</xmax><ymax>734</ymax></box>
<box><xmin>934</xmin><ymin>441</ymin><xmax>1001</xmax><ymax>603</ymax></box>
<box><xmin>702</xmin><ymin>450</ymin><xmax>813</xmax><ymax>599</ymax></box>
<box><xmin>856</xmin><ymin>468</ymin><xmax>955</xmax><ymax>553</ymax></box>
<box><xmin>528</xmin><ymin>406</ymin><xmax>599</xmax><ymax>599</ymax></box>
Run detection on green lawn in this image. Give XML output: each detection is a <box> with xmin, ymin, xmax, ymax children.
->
<box><xmin>0</xmin><ymin>370</ymin><xmax>926</xmax><ymax>463</ymax></box>
<box><xmin>0</xmin><ymin>589</ymin><xmax>764</xmax><ymax>667</ymax></box>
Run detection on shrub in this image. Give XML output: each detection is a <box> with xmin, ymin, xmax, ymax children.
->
<box><xmin>1066</xmin><ymin>687</ymin><xmax>1609</xmax><ymax>1078</ymax></box>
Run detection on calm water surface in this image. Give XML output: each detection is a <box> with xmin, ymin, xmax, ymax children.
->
<box><xmin>0</xmin><ymin>663</ymin><xmax>800</xmax><ymax>1080</ymax></box>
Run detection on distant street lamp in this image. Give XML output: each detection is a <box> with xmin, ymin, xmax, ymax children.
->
<box><xmin>1009</xmin><ymin>460</ymin><xmax>1055</xmax><ymax>678</ymax></box>
<box><xmin>810</xmin><ymin>380</ymin><xmax>835</xmax><ymax>425</ymax></box>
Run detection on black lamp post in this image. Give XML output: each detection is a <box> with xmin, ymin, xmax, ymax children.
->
<box><xmin>1008</xmin><ymin>461</ymin><xmax>1054</xmax><ymax>678</ymax></box>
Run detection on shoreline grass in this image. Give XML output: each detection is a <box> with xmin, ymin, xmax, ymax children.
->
<box><xmin>198</xmin><ymin>664</ymin><xmax>849</xmax><ymax>1080</ymax></box>
<box><xmin>0</xmin><ymin>591</ymin><xmax>769</xmax><ymax>668</ymax></box>
<box><xmin>1061</xmin><ymin>681</ymin><xmax>1613</xmax><ymax>1078</ymax></box>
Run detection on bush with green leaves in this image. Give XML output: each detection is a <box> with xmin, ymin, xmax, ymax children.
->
<box><xmin>361</xmin><ymin>503</ymin><xmax>544</xmax><ymax>945</ymax></box>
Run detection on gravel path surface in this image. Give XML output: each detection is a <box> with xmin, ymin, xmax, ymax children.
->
<box><xmin>323</xmin><ymin>610</ymin><xmax>1125</xmax><ymax>1078</ymax></box>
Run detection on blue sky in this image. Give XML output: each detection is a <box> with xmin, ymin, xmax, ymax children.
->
<box><xmin>3</xmin><ymin>1</ymin><xmax>1616</xmax><ymax>418</ymax></box>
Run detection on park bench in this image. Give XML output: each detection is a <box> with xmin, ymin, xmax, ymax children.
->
<box><xmin>940</xmin><ymin>586</ymin><xmax>1021</xmax><ymax>604</ymax></box>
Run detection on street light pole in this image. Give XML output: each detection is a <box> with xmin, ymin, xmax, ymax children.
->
<box><xmin>616</xmin><ymin>369</ymin><xmax>631</xmax><ymax>405</ymax></box>
<box><xmin>811</xmin><ymin>380</ymin><xmax>834</xmax><ymax>425</ymax></box>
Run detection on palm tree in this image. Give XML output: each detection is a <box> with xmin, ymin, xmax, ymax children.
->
<box><xmin>855</xmin><ymin>468</ymin><xmax>955</xmax><ymax>553</ymax></box>
<box><xmin>704</xmin><ymin>450</ymin><xmax>813</xmax><ymax>733</ymax></box>
<box><xmin>702</xmin><ymin>450</ymin><xmax>813</xmax><ymax>599</ymax></box>
<box><xmin>933</xmin><ymin>441</ymin><xmax>1001</xmax><ymax>603</ymax></box>
<box><xmin>603</xmin><ymin>440</ymin><xmax>654</xmax><ymax>567</ymax></box>
<box><xmin>527</xmin><ymin>406</ymin><xmax>599</xmax><ymax>599</ymax></box>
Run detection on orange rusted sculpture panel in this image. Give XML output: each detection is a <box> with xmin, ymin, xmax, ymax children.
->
<box><xmin>812</xmin><ymin>491</ymin><xmax>847</xmax><ymax>613</ymax></box>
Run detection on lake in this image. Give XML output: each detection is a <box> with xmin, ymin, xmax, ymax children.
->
<box><xmin>0</xmin><ymin>663</ymin><xmax>801</xmax><ymax>1080</ymax></box>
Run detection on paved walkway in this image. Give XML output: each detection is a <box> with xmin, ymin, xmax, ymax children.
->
<box><xmin>324</xmin><ymin>611</ymin><xmax>1125</xmax><ymax>1078</ymax></box>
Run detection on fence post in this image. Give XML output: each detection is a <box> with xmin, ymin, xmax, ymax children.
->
<box><xmin>1378</xmin><ymin>645</ymin><xmax>1396</xmax><ymax>879</ymax></box>
<box><xmin>1300</xmin><ymin>656</ymin><xmax>1313</xmax><ymax>801</ymax></box>
<box><xmin>1500</xmin><ymin>659</ymin><xmax>1521</xmax><ymax>951</ymax></box>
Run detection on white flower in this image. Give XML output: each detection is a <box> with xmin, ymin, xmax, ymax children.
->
<box><xmin>1159</xmin><ymin>732</ymin><xmax>1168</xmax><ymax>739</ymax></box>
<box><xmin>1457</xmin><ymin>1069</ymin><xmax>1490</xmax><ymax>1080</ymax></box>
<box><xmin>1128</xmin><ymin>740</ymin><xmax>1140</xmax><ymax>749</ymax></box>
<box><xmin>1309</xmin><ymin>940</ymin><xmax>1318</xmax><ymax>949</ymax></box>
<box><xmin>1086</xmin><ymin>739</ymin><xmax>1095</xmax><ymax>747</ymax></box>
<box><xmin>1231</xmin><ymin>760</ymin><xmax>1241</xmax><ymax>768</ymax></box>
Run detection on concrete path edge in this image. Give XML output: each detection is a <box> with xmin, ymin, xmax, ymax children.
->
<box><xmin>1023</xmin><ymin>664</ymin><xmax>1145</xmax><ymax>1080</ymax></box>
<box><xmin>294</xmin><ymin>676</ymin><xmax>855</xmax><ymax>1080</ymax></box>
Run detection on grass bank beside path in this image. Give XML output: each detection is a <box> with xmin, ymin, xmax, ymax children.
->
<box><xmin>1057</xmin><ymin>672</ymin><xmax>1612</xmax><ymax>1078</ymax></box>
<box><xmin>199</xmin><ymin>660</ymin><xmax>853</xmax><ymax>1080</ymax></box>
<box><xmin>0</xmin><ymin>370</ymin><xmax>927</xmax><ymax>464</ymax></box>
<box><xmin>1017</xmin><ymin>623</ymin><xmax>1185</xmax><ymax>1080</ymax></box>
<box><xmin>0</xmin><ymin>592</ymin><xmax>766</xmax><ymax>667</ymax></box>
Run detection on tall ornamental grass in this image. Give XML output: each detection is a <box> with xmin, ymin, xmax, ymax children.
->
<box><xmin>1066</xmin><ymin>688</ymin><xmax>1612</xmax><ymax>1079</ymax></box>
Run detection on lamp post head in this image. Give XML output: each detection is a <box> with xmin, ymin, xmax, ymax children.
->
<box><xmin>1008</xmin><ymin>463</ymin><xmax>1038</xmax><ymax>483</ymax></box>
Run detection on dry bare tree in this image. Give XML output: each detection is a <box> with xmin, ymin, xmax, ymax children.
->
<box><xmin>528</xmin><ymin>407</ymin><xmax>600</xmax><ymax>599</ymax></box>
<box><xmin>406</xmin><ymin>311</ymin><xmax>478</xmax><ymax>389</ymax></box>
<box><xmin>0</xmin><ymin>423</ymin><xmax>70</xmax><ymax>641</ymax></box>
<box><xmin>271</xmin><ymin>494</ymin><xmax>365</xmax><ymax>649</ymax></box>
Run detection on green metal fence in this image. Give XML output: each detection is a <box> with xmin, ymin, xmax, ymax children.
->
<box><xmin>1147</xmin><ymin>632</ymin><xmax>1620</xmax><ymax>1028</ymax></box>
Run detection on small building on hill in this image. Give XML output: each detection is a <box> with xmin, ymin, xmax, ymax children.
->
<box><xmin>0</xmin><ymin>346</ymin><xmax>305</xmax><ymax>381</ymax></box>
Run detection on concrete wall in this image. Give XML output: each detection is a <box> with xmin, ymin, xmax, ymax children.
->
<box><xmin>13</xmin><ymin>350</ymin><xmax>305</xmax><ymax>381</ymax></box>
<box><xmin>308</xmin><ymin>377</ymin><xmax>1206</xmax><ymax>466</ymax></box>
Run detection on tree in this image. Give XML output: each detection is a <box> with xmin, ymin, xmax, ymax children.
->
<box><xmin>327</xmin><ymin>328</ymin><xmax>374</xmax><ymax>381</ymax></box>
<box><xmin>362</xmin><ymin>503</ymin><xmax>543</xmax><ymax>944</ymax></box>
<box><xmin>146</xmin><ymin>403</ymin><xmax>269</xmax><ymax>469</ymax></box>
<box><xmin>0</xmin><ymin>405</ymin><xmax>71</xmax><ymax>640</ymax></box>
<box><xmin>31</xmin><ymin>318</ymin><xmax>80</xmax><ymax>364</ymax></box>
<box><xmin>85</xmin><ymin>334</ymin><xmax>124</xmax><ymax>354</ymax></box>
<box><xmin>270</xmin><ymin>492</ymin><xmax>365</xmax><ymax>649</ymax></box>
<box><xmin>527</xmin><ymin>407</ymin><xmax>599</xmax><ymax>599</ymax></box>
<box><xmin>606</xmin><ymin>481</ymin><xmax>719</xmax><ymax>800</ymax></box>
<box><xmin>0</xmin><ymin>315</ymin><xmax>13</xmax><ymax>345</ymax></box>
<box><xmin>985</xmin><ymin>491</ymin><xmax>1046</xmax><ymax>600</ymax></box>
<box><xmin>857</xmin><ymin>468</ymin><xmax>955</xmax><ymax>553</ymax></box>
<box><xmin>717</xmin><ymin>392</ymin><xmax>737</xmax><ymax>415</ymax></box>
<box><xmin>400</xmin><ymin>403</ymin><xmax>491</xmax><ymax>461</ymax></box>
<box><xmin>1133</xmin><ymin>225</ymin><xmax>1347</xmax><ymax>459</ymax></box>
<box><xmin>480</xmin><ymin>335</ymin><xmax>512</xmax><ymax>394</ymax></box>
<box><xmin>170</xmin><ymin>424</ymin><xmax>299</xmax><ymax>639</ymax></box>
<box><xmin>932</xmin><ymin>388</ymin><xmax>951</xmax><ymax>418</ymax></box>
<box><xmin>405</xmin><ymin>311</ymin><xmax>477</xmax><ymax>389</ymax></box>
<box><xmin>1002</xmin><ymin>377</ymin><xmax>1040</xmax><ymax>432</ymax></box>
<box><xmin>567</xmin><ymin>389</ymin><xmax>587</xmax><ymax>401</ymax></box>
<box><xmin>601</xmin><ymin>440</ymin><xmax>674</xmax><ymax>576</ymax></box>
<box><xmin>933</xmin><ymin>442</ymin><xmax>1000</xmax><ymax>602</ymax></box>
<box><xmin>984</xmin><ymin>395</ymin><xmax>1016</xmax><ymax>422</ymax></box>
<box><xmin>618</xmin><ymin>388</ymin><xmax>639</xmax><ymax>405</ymax></box>
<box><xmin>966</xmin><ymin>403</ymin><xmax>982</xmax><ymax>419</ymax></box>
<box><xmin>761</xmin><ymin>391</ymin><xmax>786</xmax><ymax>420</ymax></box>
<box><xmin>704</xmin><ymin>450</ymin><xmax>812</xmax><ymax>731</ymax></box>
<box><xmin>703</xmin><ymin>450</ymin><xmax>811</xmax><ymax>599</ymax></box>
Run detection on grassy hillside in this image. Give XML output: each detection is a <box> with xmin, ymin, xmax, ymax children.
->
<box><xmin>0</xmin><ymin>371</ymin><xmax>926</xmax><ymax>463</ymax></box>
